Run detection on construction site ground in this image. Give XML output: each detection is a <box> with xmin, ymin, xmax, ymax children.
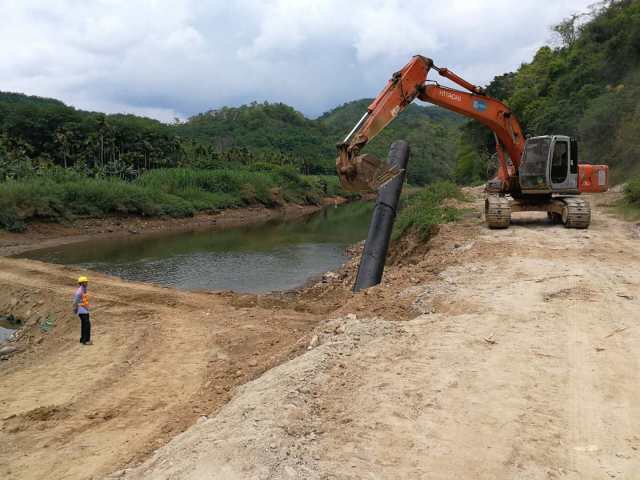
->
<box><xmin>1</xmin><ymin>189</ymin><xmax>639</xmax><ymax>479</ymax></box>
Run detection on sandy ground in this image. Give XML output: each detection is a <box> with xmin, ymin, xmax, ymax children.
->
<box><xmin>0</xmin><ymin>261</ymin><xmax>323</xmax><ymax>480</ymax></box>
<box><xmin>1</xmin><ymin>190</ymin><xmax>639</xmax><ymax>479</ymax></box>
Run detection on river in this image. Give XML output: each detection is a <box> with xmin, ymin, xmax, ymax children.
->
<box><xmin>19</xmin><ymin>202</ymin><xmax>373</xmax><ymax>293</ymax></box>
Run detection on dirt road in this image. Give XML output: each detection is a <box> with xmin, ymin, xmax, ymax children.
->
<box><xmin>120</xmin><ymin>192</ymin><xmax>640</xmax><ymax>479</ymax></box>
<box><xmin>1</xmin><ymin>191</ymin><xmax>639</xmax><ymax>479</ymax></box>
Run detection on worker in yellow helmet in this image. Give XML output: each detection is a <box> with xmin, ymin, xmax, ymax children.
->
<box><xmin>73</xmin><ymin>276</ymin><xmax>92</xmax><ymax>345</ymax></box>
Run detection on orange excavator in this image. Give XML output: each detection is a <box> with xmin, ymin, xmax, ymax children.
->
<box><xmin>337</xmin><ymin>55</ymin><xmax>609</xmax><ymax>228</ymax></box>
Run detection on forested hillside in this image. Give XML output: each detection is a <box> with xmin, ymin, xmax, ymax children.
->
<box><xmin>0</xmin><ymin>90</ymin><xmax>462</xmax><ymax>230</ymax></box>
<box><xmin>456</xmin><ymin>0</ymin><xmax>640</xmax><ymax>184</ymax></box>
<box><xmin>0</xmin><ymin>93</ymin><xmax>461</xmax><ymax>182</ymax></box>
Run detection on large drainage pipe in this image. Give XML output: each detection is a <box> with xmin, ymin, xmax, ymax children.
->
<box><xmin>353</xmin><ymin>140</ymin><xmax>410</xmax><ymax>292</ymax></box>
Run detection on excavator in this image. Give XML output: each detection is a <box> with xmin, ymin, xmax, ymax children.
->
<box><xmin>336</xmin><ymin>55</ymin><xmax>609</xmax><ymax>228</ymax></box>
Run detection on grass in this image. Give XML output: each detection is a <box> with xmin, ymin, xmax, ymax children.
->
<box><xmin>393</xmin><ymin>181</ymin><xmax>467</xmax><ymax>240</ymax></box>
<box><xmin>614</xmin><ymin>176</ymin><xmax>640</xmax><ymax>221</ymax></box>
<box><xmin>0</xmin><ymin>166</ymin><xmax>354</xmax><ymax>232</ymax></box>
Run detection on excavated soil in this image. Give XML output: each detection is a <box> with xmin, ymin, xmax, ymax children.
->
<box><xmin>1</xmin><ymin>190</ymin><xmax>639</xmax><ymax>480</ymax></box>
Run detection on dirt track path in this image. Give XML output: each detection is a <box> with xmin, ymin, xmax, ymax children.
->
<box><xmin>120</xmin><ymin>193</ymin><xmax>640</xmax><ymax>479</ymax></box>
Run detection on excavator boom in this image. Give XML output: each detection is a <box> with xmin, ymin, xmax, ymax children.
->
<box><xmin>337</xmin><ymin>55</ymin><xmax>525</xmax><ymax>193</ymax></box>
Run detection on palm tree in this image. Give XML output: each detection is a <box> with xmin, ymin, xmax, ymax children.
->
<box><xmin>54</xmin><ymin>127</ymin><xmax>70</xmax><ymax>168</ymax></box>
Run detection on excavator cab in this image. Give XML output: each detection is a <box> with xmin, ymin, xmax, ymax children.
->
<box><xmin>519</xmin><ymin>135</ymin><xmax>579</xmax><ymax>195</ymax></box>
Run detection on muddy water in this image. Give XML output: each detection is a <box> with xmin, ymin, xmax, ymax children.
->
<box><xmin>20</xmin><ymin>202</ymin><xmax>373</xmax><ymax>293</ymax></box>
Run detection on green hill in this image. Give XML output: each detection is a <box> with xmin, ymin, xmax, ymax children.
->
<box><xmin>175</xmin><ymin>102</ymin><xmax>334</xmax><ymax>174</ymax></box>
<box><xmin>0</xmin><ymin>92</ymin><xmax>464</xmax><ymax>184</ymax></box>
<box><xmin>456</xmin><ymin>0</ymin><xmax>640</xmax><ymax>183</ymax></box>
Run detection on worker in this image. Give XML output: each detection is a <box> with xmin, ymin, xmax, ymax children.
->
<box><xmin>73</xmin><ymin>276</ymin><xmax>92</xmax><ymax>345</ymax></box>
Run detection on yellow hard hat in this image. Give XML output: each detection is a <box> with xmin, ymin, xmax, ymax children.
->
<box><xmin>77</xmin><ymin>276</ymin><xmax>89</xmax><ymax>284</ymax></box>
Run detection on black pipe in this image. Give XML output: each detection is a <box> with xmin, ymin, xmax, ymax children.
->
<box><xmin>353</xmin><ymin>140</ymin><xmax>410</xmax><ymax>292</ymax></box>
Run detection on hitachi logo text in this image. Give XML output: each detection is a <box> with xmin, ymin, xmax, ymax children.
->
<box><xmin>439</xmin><ymin>90</ymin><xmax>462</xmax><ymax>102</ymax></box>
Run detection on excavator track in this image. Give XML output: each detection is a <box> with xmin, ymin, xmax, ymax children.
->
<box><xmin>485</xmin><ymin>195</ymin><xmax>511</xmax><ymax>229</ymax></box>
<box><xmin>557</xmin><ymin>197</ymin><xmax>591</xmax><ymax>229</ymax></box>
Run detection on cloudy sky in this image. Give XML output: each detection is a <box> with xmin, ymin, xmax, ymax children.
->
<box><xmin>1</xmin><ymin>0</ymin><xmax>593</xmax><ymax>122</ymax></box>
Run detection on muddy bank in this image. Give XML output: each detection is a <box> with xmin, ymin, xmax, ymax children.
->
<box><xmin>0</xmin><ymin>196</ymin><xmax>351</xmax><ymax>257</ymax></box>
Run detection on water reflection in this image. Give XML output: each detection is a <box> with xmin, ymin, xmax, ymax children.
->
<box><xmin>21</xmin><ymin>202</ymin><xmax>373</xmax><ymax>293</ymax></box>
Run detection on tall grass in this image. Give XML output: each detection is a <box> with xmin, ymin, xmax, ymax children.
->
<box><xmin>0</xmin><ymin>167</ymin><xmax>352</xmax><ymax>232</ymax></box>
<box><xmin>615</xmin><ymin>176</ymin><xmax>640</xmax><ymax>221</ymax></box>
<box><xmin>393</xmin><ymin>181</ymin><xmax>466</xmax><ymax>240</ymax></box>
<box><xmin>625</xmin><ymin>177</ymin><xmax>640</xmax><ymax>205</ymax></box>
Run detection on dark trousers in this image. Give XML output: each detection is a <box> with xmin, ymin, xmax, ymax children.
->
<box><xmin>79</xmin><ymin>313</ymin><xmax>91</xmax><ymax>343</ymax></box>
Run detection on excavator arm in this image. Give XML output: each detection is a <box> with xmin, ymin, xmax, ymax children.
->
<box><xmin>337</xmin><ymin>55</ymin><xmax>526</xmax><ymax>193</ymax></box>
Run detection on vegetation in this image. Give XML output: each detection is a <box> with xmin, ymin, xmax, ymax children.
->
<box><xmin>176</xmin><ymin>102</ymin><xmax>333</xmax><ymax>174</ymax></box>
<box><xmin>455</xmin><ymin>0</ymin><xmax>640</xmax><ymax>184</ymax></box>
<box><xmin>0</xmin><ymin>165</ymin><xmax>348</xmax><ymax>232</ymax></box>
<box><xmin>0</xmin><ymin>89</ymin><xmax>465</xmax><ymax>231</ymax></box>
<box><xmin>393</xmin><ymin>181</ymin><xmax>466</xmax><ymax>240</ymax></box>
<box><xmin>625</xmin><ymin>176</ymin><xmax>640</xmax><ymax>205</ymax></box>
<box><xmin>614</xmin><ymin>175</ymin><xmax>640</xmax><ymax>220</ymax></box>
<box><xmin>319</xmin><ymin>99</ymin><xmax>463</xmax><ymax>185</ymax></box>
<box><xmin>0</xmin><ymin>92</ymin><xmax>462</xmax><ymax>184</ymax></box>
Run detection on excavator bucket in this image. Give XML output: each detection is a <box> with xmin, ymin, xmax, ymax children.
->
<box><xmin>336</xmin><ymin>148</ymin><xmax>403</xmax><ymax>192</ymax></box>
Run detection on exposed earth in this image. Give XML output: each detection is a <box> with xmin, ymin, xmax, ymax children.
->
<box><xmin>1</xmin><ymin>190</ymin><xmax>639</xmax><ymax>479</ymax></box>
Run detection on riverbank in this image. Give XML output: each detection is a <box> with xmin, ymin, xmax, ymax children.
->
<box><xmin>0</xmin><ymin>196</ymin><xmax>351</xmax><ymax>257</ymax></box>
<box><xmin>2</xmin><ymin>190</ymin><xmax>639</xmax><ymax>479</ymax></box>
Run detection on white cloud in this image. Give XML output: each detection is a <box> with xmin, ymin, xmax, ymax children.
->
<box><xmin>0</xmin><ymin>0</ymin><xmax>594</xmax><ymax>121</ymax></box>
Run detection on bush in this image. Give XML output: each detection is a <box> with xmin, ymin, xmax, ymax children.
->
<box><xmin>625</xmin><ymin>177</ymin><xmax>640</xmax><ymax>205</ymax></box>
<box><xmin>393</xmin><ymin>181</ymin><xmax>466</xmax><ymax>240</ymax></box>
<box><xmin>0</xmin><ymin>167</ymin><xmax>350</xmax><ymax>230</ymax></box>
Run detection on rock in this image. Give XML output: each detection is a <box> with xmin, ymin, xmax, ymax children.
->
<box><xmin>283</xmin><ymin>466</ymin><xmax>297</xmax><ymax>478</ymax></box>
<box><xmin>307</xmin><ymin>335</ymin><xmax>319</xmax><ymax>350</ymax></box>
<box><xmin>346</xmin><ymin>313</ymin><xmax>356</xmax><ymax>321</ymax></box>
<box><xmin>0</xmin><ymin>346</ymin><xmax>19</xmax><ymax>355</ymax></box>
<box><xmin>334</xmin><ymin>324</ymin><xmax>346</xmax><ymax>335</ymax></box>
<box><xmin>248</xmin><ymin>359</ymin><xmax>258</xmax><ymax>367</ymax></box>
<box><xmin>197</xmin><ymin>415</ymin><xmax>208</xmax><ymax>424</ymax></box>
